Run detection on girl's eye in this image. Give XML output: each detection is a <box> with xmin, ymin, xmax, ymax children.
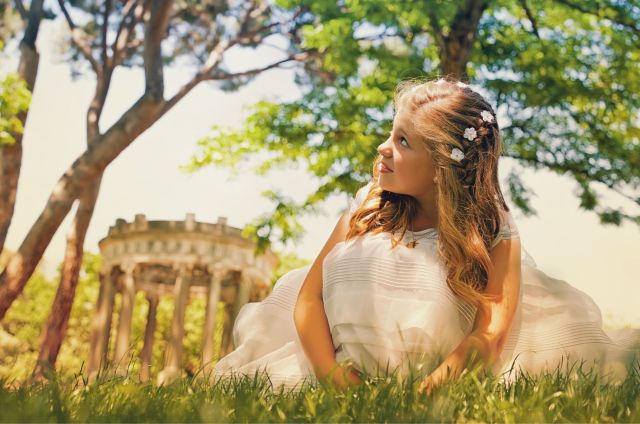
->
<box><xmin>399</xmin><ymin>137</ymin><xmax>409</xmax><ymax>147</ymax></box>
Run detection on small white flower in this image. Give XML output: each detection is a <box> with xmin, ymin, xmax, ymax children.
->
<box><xmin>480</xmin><ymin>110</ymin><xmax>494</xmax><ymax>123</ymax></box>
<box><xmin>456</xmin><ymin>81</ymin><xmax>469</xmax><ymax>89</ymax></box>
<box><xmin>450</xmin><ymin>147</ymin><xmax>465</xmax><ymax>162</ymax></box>
<box><xmin>435</xmin><ymin>79</ymin><xmax>447</xmax><ymax>86</ymax></box>
<box><xmin>463</xmin><ymin>127</ymin><xmax>477</xmax><ymax>141</ymax></box>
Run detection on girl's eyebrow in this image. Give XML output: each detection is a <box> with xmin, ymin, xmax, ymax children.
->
<box><xmin>393</xmin><ymin>126</ymin><xmax>410</xmax><ymax>140</ymax></box>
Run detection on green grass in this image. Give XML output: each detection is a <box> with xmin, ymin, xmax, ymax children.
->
<box><xmin>1</xmin><ymin>359</ymin><xmax>639</xmax><ymax>423</ymax></box>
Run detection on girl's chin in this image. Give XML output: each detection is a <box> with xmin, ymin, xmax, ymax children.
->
<box><xmin>377</xmin><ymin>180</ymin><xmax>396</xmax><ymax>194</ymax></box>
<box><xmin>377</xmin><ymin>174</ymin><xmax>392</xmax><ymax>185</ymax></box>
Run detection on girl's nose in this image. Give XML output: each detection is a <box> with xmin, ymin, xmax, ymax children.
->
<box><xmin>377</xmin><ymin>137</ymin><xmax>392</xmax><ymax>156</ymax></box>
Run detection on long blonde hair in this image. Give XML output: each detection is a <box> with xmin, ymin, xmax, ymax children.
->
<box><xmin>345</xmin><ymin>76</ymin><xmax>510</xmax><ymax>307</ymax></box>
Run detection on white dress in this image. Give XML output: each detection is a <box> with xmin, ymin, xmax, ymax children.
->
<box><xmin>213</xmin><ymin>182</ymin><xmax>639</xmax><ymax>391</ymax></box>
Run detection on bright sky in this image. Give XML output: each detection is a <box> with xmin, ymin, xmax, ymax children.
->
<box><xmin>2</xmin><ymin>20</ymin><xmax>639</xmax><ymax>327</ymax></box>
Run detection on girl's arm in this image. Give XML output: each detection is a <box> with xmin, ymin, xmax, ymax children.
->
<box><xmin>293</xmin><ymin>211</ymin><xmax>363</xmax><ymax>389</ymax></box>
<box><xmin>419</xmin><ymin>236</ymin><xmax>522</xmax><ymax>394</ymax></box>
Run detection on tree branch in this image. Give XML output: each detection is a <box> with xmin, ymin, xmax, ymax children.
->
<box><xmin>56</xmin><ymin>0</ymin><xmax>101</xmax><ymax>74</ymax></box>
<box><xmin>162</xmin><ymin>48</ymin><xmax>314</xmax><ymax>120</ymax></box>
<box><xmin>426</xmin><ymin>3</ymin><xmax>445</xmax><ymax>51</ymax></box>
<box><xmin>21</xmin><ymin>0</ymin><xmax>44</xmax><ymax>49</ymax></box>
<box><xmin>143</xmin><ymin>0</ymin><xmax>174</xmax><ymax>100</ymax></box>
<box><xmin>101</xmin><ymin>0</ymin><xmax>112</xmax><ymax>66</ymax></box>
<box><xmin>113</xmin><ymin>0</ymin><xmax>146</xmax><ymax>67</ymax></box>
<box><xmin>13</xmin><ymin>0</ymin><xmax>28</xmax><ymax>21</ymax></box>
<box><xmin>502</xmin><ymin>154</ymin><xmax>639</xmax><ymax>206</ymax></box>
<box><xmin>200</xmin><ymin>4</ymin><xmax>304</xmax><ymax>76</ymax></box>
<box><xmin>234</xmin><ymin>2</ymin><xmax>309</xmax><ymax>46</ymax></box>
<box><xmin>238</xmin><ymin>0</ymin><xmax>262</xmax><ymax>36</ymax></box>
<box><xmin>160</xmin><ymin>4</ymin><xmax>312</xmax><ymax>129</ymax></box>
<box><xmin>518</xmin><ymin>0</ymin><xmax>540</xmax><ymax>39</ymax></box>
<box><xmin>555</xmin><ymin>0</ymin><xmax>640</xmax><ymax>34</ymax></box>
<box><xmin>113</xmin><ymin>0</ymin><xmax>138</xmax><ymax>50</ymax></box>
<box><xmin>354</xmin><ymin>25</ymin><xmax>396</xmax><ymax>43</ymax></box>
<box><xmin>159</xmin><ymin>1</ymin><xmax>307</xmax><ymax>117</ymax></box>
<box><xmin>87</xmin><ymin>68</ymin><xmax>114</xmax><ymax>141</ymax></box>
<box><xmin>208</xmin><ymin>50</ymin><xmax>314</xmax><ymax>81</ymax></box>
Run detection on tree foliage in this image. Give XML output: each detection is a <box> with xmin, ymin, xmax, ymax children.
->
<box><xmin>0</xmin><ymin>75</ymin><xmax>31</xmax><ymax>147</ymax></box>
<box><xmin>186</xmin><ymin>0</ymin><xmax>640</xmax><ymax>251</ymax></box>
<box><xmin>0</xmin><ymin>40</ymin><xmax>32</xmax><ymax>147</ymax></box>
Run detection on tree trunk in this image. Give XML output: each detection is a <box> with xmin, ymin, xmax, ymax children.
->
<box><xmin>32</xmin><ymin>177</ymin><xmax>102</xmax><ymax>380</ymax></box>
<box><xmin>31</xmin><ymin>59</ymin><xmax>114</xmax><ymax>379</ymax></box>
<box><xmin>0</xmin><ymin>96</ymin><xmax>164</xmax><ymax>320</ymax></box>
<box><xmin>0</xmin><ymin>135</ymin><xmax>23</xmax><ymax>256</ymax></box>
<box><xmin>431</xmin><ymin>0</ymin><xmax>488</xmax><ymax>80</ymax></box>
<box><xmin>0</xmin><ymin>0</ymin><xmax>44</xmax><ymax>255</ymax></box>
<box><xmin>0</xmin><ymin>1</ymin><xmax>179</xmax><ymax>322</ymax></box>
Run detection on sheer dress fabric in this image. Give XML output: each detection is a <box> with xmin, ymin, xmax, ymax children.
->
<box><xmin>213</xmin><ymin>182</ymin><xmax>639</xmax><ymax>391</ymax></box>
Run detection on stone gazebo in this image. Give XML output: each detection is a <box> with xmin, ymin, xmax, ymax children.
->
<box><xmin>86</xmin><ymin>213</ymin><xmax>278</xmax><ymax>385</ymax></box>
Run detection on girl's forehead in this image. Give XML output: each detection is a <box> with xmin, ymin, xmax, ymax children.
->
<box><xmin>393</xmin><ymin>107</ymin><xmax>415</xmax><ymax>130</ymax></box>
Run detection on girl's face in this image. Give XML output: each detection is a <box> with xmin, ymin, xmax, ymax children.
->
<box><xmin>376</xmin><ymin>106</ymin><xmax>437</xmax><ymax>197</ymax></box>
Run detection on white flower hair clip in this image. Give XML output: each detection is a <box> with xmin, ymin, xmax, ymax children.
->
<box><xmin>456</xmin><ymin>81</ymin><xmax>469</xmax><ymax>89</ymax></box>
<box><xmin>435</xmin><ymin>79</ymin><xmax>447</xmax><ymax>86</ymax></box>
<box><xmin>480</xmin><ymin>110</ymin><xmax>494</xmax><ymax>123</ymax></box>
<box><xmin>463</xmin><ymin>127</ymin><xmax>477</xmax><ymax>141</ymax></box>
<box><xmin>450</xmin><ymin>147</ymin><xmax>465</xmax><ymax>162</ymax></box>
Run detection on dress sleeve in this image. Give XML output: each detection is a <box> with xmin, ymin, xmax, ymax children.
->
<box><xmin>490</xmin><ymin>209</ymin><xmax>520</xmax><ymax>250</ymax></box>
<box><xmin>348</xmin><ymin>181</ymin><xmax>373</xmax><ymax>216</ymax></box>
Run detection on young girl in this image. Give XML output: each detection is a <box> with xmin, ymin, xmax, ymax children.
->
<box><xmin>213</xmin><ymin>77</ymin><xmax>639</xmax><ymax>392</ymax></box>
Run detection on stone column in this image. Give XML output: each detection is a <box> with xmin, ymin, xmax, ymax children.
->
<box><xmin>103</xmin><ymin>280</ymin><xmax>116</xmax><ymax>365</ymax></box>
<box><xmin>157</xmin><ymin>263</ymin><xmax>192</xmax><ymax>385</ymax></box>
<box><xmin>139</xmin><ymin>292</ymin><xmax>159</xmax><ymax>383</ymax></box>
<box><xmin>201</xmin><ymin>266</ymin><xmax>224</xmax><ymax>375</ymax></box>
<box><xmin>232</xmin><ymin>271</ymin><xmax>252</xmax><ymax>322</ymax></box>
<box><xmin>114</xmin><ymin>263</ymin><xmax>136</xmax><ymax>375</ymax></box>
<box><xmin>221</xmin><ymin>305</ymin><xmax>238</xmax><ymax>357</ymax></box>
<box><xmin>87</xmin><ymin>270</ymin><xmax>115</xmax><ymax>383</ymax></box>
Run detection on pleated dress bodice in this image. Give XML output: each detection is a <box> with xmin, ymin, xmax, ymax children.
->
<box><xmin>321</xmin><ymin>227</ymin><xmax>480</xmax><ymax>376</ymax></box>
<box><xmin>320</xmin><ymin>180</ymin><xmax>525</xmax><ymax>375</ymax></box>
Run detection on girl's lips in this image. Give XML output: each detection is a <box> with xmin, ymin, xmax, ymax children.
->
<box><xmin>379</xmin><ymin>162</ymin><xmax>393</xmax><ymax>173</ymax></box>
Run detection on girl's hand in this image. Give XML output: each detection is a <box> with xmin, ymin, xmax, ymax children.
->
<box><xmin>344</xmin><ymin>366</ymin><xmax>364</xmax><ymax>386</ymax></box>
<box><xmin>417</xmin><ymin>374</ymin><xmax>437</xmax><ymax>396</ymax></box>
<box><xmin>331</xmin><ymin>365</ymin><xmax>364</xmax><ymax>391</ymax></box>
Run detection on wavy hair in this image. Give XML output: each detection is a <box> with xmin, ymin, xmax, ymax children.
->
<box><xmin>345</xmin><ymin>76</ymin><xmax>510</xmax><ymax>307</ymax></box>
